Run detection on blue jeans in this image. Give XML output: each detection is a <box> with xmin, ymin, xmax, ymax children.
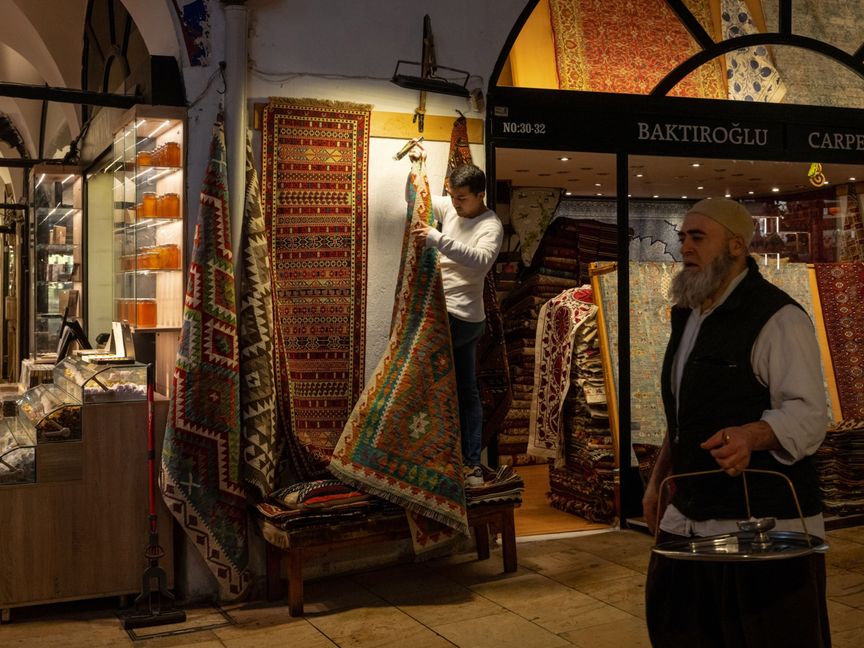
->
<box><xmin>449</xmin><ymin>314</ymin><xmax>486</xmax><ymax>467</ymax></box>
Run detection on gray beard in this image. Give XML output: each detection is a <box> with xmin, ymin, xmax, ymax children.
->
<box><xmin>669</xmin><ymin>253</ymin><xmax>736</xmax><ymax>309</ymax></box>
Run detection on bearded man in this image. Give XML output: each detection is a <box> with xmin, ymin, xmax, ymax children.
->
<box><xmin>642</xmin><ymin>198</ymin><xmax>831</xmax><ymax>648</ymax></box>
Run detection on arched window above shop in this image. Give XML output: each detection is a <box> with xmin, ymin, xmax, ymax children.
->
<box><xmin>496</xmin><ymin>0</ymin><xmax>864</xmax><ymax>108</ymax></box>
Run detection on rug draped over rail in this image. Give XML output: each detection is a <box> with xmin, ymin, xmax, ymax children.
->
<box><xmin>329</xmin><ymin>158</ymin><xmax>469</xmax><ymax>548</ymax></box>
<box><xmin>160</xmin><ymin>120</ymin><xmax>250</xmax><ymax>599</ymax></box>
<box><xmin>261</xmin><ymin>99</ymin><xmax>370</xmax><ymax>479</ymax></box>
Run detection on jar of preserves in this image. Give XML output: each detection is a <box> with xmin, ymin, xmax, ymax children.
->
<box><xmin>137</xmin><ymin>246</ymin><xmax>156</xmax><ymax>270</ymax></box>
<box><xmin>162</xmin><ymin>192</ymin><xmax>180</xmax><ymax>218</ymax></box>
<box><xmin>137</xmin><ymin>299</ymin><xmax>157</xmax><ymax>328</ymax></box>
<box><xmin>136</xmin><ymin>150</ymin><xmax>152</xmax><ymax>167</ymax></box>
<box><xmin>164</xmin><ymin>141</ymin><xmax>181</xmax><ymax>167</ymax></box>
<box><xmin>155</xmin><ymin>244</ymin><xmax>180</xmax><ymax>269</ymax></box>
<box><xmin>141</xmin><ymin>192</ymin><xmax>157</xmax><ymax>218</ymax></box>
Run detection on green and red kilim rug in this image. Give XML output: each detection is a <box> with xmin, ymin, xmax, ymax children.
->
<box><xmin>239</xmin><ymin>132</ymin><xmax>280</xmax><ymax>498</ymax></box>
<box><xmin>261</xmin><ymin>98</ymin><xmax>370</xmax><ymax>478</ymax></box>
<box><xmin>160</xmin><ymin>120</ymin><xmax>250</xmax><ymax>599</ymax></box>
<box><xmin>329</xmin><ymin>158</ymin><xmax>469</xmax><ymax>545</ymax></box>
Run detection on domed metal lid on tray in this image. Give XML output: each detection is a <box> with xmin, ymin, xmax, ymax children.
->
<box><xmin>651</xmin><ymin>468</ymin><xmax>829</xmax><ymax>562</ymax></box>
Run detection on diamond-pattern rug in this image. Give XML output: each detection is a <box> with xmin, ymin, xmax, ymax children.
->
<box><xmin>160</xmin><ymin>120</ymin><xmax>249</xmax><ymax>599</ymax></box>
<box><xmin>239</xmin><ymin>133</ymin><xmax>279</xmax><ymax>498</ymax></box>
<box><xmin>329</xmin><ymin>158</ymin><xmax>469</xmax><ymax>545</ymax></box>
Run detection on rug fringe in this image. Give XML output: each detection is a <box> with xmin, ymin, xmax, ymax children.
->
<box><xmin>328</xmin><ymin>463</ymin><xmax>470</xmax><ymax>537</ymax></box>
<box><xmin>266</xmin><ymin>97</ymin><xmax>373</xmax><ymax>112</ymax></box>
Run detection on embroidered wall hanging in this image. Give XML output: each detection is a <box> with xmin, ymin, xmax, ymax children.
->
<box><xmin>528</xmin><ymin>287</ymin><xmax>596</xmax><ymax>466</ymax></box>
<box><xmin>261</xmin><ymin>98</ymin><xmax>370</xmax><ymax>478</ymax></box>
<box><xmin>239</xmin><ymin>133</ymin><xmax>280</xmax><ymax>498</ymax></box>
<box><xmin>548</xmin><ymin>0</ymin><xmax>726</xmax><ymax>98</ymax></box>
<box><xmin>329</xmin><ymin>158</ymin><xmax>469</xmax><ymax>546</ymax></box>
<box><xmin>160</xmin><ymin>120</ymin><xmax>249</xmax><ymax>599</ymax></box>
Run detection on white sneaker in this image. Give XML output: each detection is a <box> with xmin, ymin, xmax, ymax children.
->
<box><xmin>465</xmin><ymin>466</ymin><xmax>484</xmax><ymax>488</ymax></box>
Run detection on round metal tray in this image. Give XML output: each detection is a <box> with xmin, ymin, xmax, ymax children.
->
<box><xmin>652</xmin><ymin>530</ymin><xmax>828</xmax><ymax>562</ymax></box>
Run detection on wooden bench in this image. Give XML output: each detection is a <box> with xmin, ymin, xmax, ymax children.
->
<box><xmin>261</xmin><ymin>501</ymin><xmax>518</xmax><ymax>616</ymax></box>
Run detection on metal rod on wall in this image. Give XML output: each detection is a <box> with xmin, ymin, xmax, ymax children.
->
<box><xmin>223</xmin><ymin>1</ymin><xmax>248</xmax><ymax>293</ymax></box>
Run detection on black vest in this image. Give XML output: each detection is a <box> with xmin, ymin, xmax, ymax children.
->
<box><xmin>660</xmin><ymin>257</ymin><xmax>823</xmax><ymax>520</ymax></box>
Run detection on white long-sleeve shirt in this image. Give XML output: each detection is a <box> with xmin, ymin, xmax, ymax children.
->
<box><xmin>662</xmin><ymin>266</ymin><xmax>829</xmax><ymax>538</ymax></box>
<box><xmin>425</xmin><ymin>195</ymin><xmax>503</xmax><ymax>322</ymax></box>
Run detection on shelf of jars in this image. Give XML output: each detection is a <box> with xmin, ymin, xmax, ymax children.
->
<box><xmin>31</xmin><ymin>166</ymin><xmax>83</xmax><ymax>360</ymax></box>
<box><xmin>112</xmin><ymin>108</ymin><xmax>185</xmax><ymax>330</ymax></box>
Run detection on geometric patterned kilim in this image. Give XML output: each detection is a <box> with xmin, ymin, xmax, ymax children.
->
<box><xmin>240</xmin><ymin>132</ymin><xmax>280</xmax><ymax>498</ymax></box>
<box><xmin>329</xmin><ymin>158</ymin><xmax>469</xmax><ymax>542</ymax></box>
<box><xmin>160</xmin><ymin>120</ymin><xmax>250</xmax><ymax>599</ymax></box>
<box><xmin>261</xmin><ymin>98</ymin><xmax>370</xmax><ymax>479</ymax></box>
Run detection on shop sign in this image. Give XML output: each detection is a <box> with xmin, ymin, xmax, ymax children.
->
<box><xmin>492</xmin><ymin>100</ymin><xmax>864</xmax><ymax>162</ymax></box>
<box><xmin>788</xmin><ymin>125</ymin><xmax>864</xmax><ymax>161</ymax></box>
<box><xmin>636</xmin><ymin>121</ymin><xmax>768</xmax><ymax>147</ymax></box>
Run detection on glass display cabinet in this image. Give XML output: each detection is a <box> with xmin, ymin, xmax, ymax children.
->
<box><xmin>30</xmin><ymin>166</ymin><xmax>83</xmax><ymax>361</ymax></box>
<box><xmin>17</xmin><ymin>383</ymin><xmax>82</xmax><ymax>443</ymax></box>
<box><xmin>0</xmin><ymin>418</ymin><xmax>35</xmax><ymax>485</ymax></box>
<box><xmin>53</xmin><ymin>354</ymin><xmax>147</xmax><ymax>403</ymax></box>
<box><xmin>112</xmin><ymin>106</ymin><xmax>185</xmax><ymax>330</ymax></box>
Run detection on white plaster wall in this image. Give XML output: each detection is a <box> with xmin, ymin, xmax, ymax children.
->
<box><xmin>191</xmin><ymin>0</ymin><xmax>524</xmax><ymax>378</ymax></box>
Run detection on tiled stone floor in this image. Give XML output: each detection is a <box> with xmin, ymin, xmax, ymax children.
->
<box><xmin>4</xmin><ymin>526</ymin><xmax>864</xmax><ymax>647</ymax></box>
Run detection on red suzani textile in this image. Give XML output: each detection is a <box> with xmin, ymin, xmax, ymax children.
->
<box><xmin>444</xmin><ymin>115</ymin><xmax>513</xmax><ymax>448</ymax></box>
<box><xmin>160</xmin><ymin>120</ymin><xmax>249</xmax><ymax>599</ymax></box>
<box><xmin>528</xmin><ymin>287</ymin><xmax>596</xmax><ymax>465</ymax></box>
<box><xmin>261</xmin><ymin>99</ymin><xmax>370</xmax><ymax>478</ymax></box>
<box><xmin>813</xmin><ymin>262</ymin><xmax>864</xmax><ymax>419</ymax></box>
<box><xmin>329</xmin><ymin>158</ymin><xmax>469</xmax><ymax>547</ymax></box>
<box><xmin>548</xmin><ymin>0</ymin><xmax>726</xmax><ymax>98</ymax></box>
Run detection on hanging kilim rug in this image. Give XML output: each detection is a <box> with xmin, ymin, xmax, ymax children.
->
<box><xmin>239</xmin><ymin>132</ymin><xmax>279</xmax><ymax>498</ymax></box>
<box><xmin>261</xmin><ymin>98</ymin><xmax>370</xmax><ymax>479</ymax></box>
<box><xmin>444</xmin><ymin>114</ymin><xmax>512</xmax><ymax>449</ymax></box>
<box><xmin>528</xmin><ymin>287</ymin><xmax>596</xmax><ymax>466</ymax></box>
<box><xmin>329</xmin><ymin>158</ymin><xmax>469</xmax><ymax>546</ymax></box>
<box><xmin>160</xmin><ymin>120</ymin><xmax>250</xmax><ymax>599</ymax></box>
<box><xmin>813</xmin><ymin>262</ymin><xmax>864</xmax><ymax>419</ymax></box>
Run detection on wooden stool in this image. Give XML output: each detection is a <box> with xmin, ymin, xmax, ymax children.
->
<box><xmin>262</xmin><ymin>501</ymin><xmax>519</xmax><ymax>616</ymax></box>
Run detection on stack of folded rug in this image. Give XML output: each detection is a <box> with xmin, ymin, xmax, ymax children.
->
<box><xmin>465</xmin><ymin>465</ymin><xmax>525</xmax><ymax>507</ymax></box>
<box><xmin>256</xmin><ymin>479</ymin><xmax>403</xmax><ymax>531</ymax></box>
<box><xmin>814</xmin><ymin>419</ymin><xmax>864</xmax><ymax>516</ymax></box>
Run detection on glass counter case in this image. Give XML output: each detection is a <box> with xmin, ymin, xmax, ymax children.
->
<box><xmin>0</xmin><ymin>418</ymin><xmax>35</xmax><ymax>485</ymax></box>
<box><xmin>30</xmin><ymin>166</ymin><xmax>84</xmax><ymax>361</ymax></box>
<box><xmin>112</xmin><ymin>106</ymin><xmax>185</xmax><ymax>330</ymax></box>
<box><xmin>53</xmin><ymin>355</ymin><xmax>147</xmax><ymax>403</ymax></box>
<box><xmin>17</xmin><ymin>384</ymin><xmax>82</xmax><ymax>443</ymax></box>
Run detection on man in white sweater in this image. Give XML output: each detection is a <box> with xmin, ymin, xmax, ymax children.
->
<box><xmin>409</xmin><ymin>156</ymin><xmax>504</xmax><ymax>487</ymax></box>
